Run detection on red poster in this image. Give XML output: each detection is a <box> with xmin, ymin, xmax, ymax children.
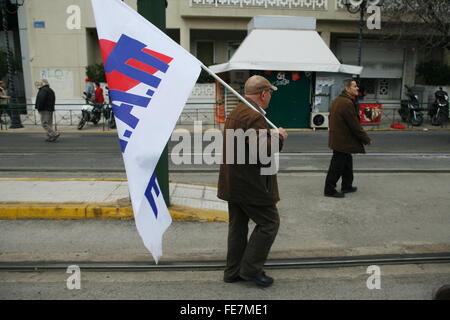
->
<box><xmin>360</xmin><ymin>103</ymin><xmax>382</xmax><ymax>124</ymax></box>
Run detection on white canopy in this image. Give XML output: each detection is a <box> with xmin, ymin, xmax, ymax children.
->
<box><xmin>209</xmin><ymin>29</ymin><xmax>362</xmax><ymax>75</ymax></box>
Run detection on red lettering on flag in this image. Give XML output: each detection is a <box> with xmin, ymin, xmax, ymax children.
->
<box><xmin>99</xmin><ymin>39</ymin><xmax>174</xmax><ymax>92</ymax></box>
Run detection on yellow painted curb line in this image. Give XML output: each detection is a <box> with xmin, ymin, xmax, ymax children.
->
<box><xmin>0</xmin><ymin>202</ymin><xmax>228</xmax><ymax>222</ymax></box>
<box><xmin>169</xmin><ymin>205</ymin><xmax>228</xmax><ymax>222</ymax></box>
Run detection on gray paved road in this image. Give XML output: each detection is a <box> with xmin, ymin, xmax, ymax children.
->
<box><xmin>1</xmin><ymin>131</ymin><xmax>449</xmax><ymax>172</ymax></box>
<box><xmin>1</xmin><ymin>264</ymin><xmax>449</xmax><ymax>300</ymax></box>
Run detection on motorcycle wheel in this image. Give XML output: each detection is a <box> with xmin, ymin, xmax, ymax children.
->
<box><xmin>109</xmin><ymin>119</ymin><xmax>116</xmax><ymax>129</ymax></box>
<box><xmin>398</xmin><ymin>109</ymin><xmax>408</xmax><ymax>122</ymax></box>
<box><xmin>411</xmin><ymin>113</ymin><xmax>423</xmax><ymax>126</ymax></box>
<box><xmin>431</xmin><ymin>113</ymin><xmax>443</xmax><ymax>126</ymax></box>
<box><xmin>77</xmin><ymin>118</ymin><xmax>86</xmax><ymax>130</ymax></box>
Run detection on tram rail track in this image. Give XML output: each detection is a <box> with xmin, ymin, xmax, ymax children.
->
<box><xmin>1</xmin><ymin>253</ymin><xmax>449</xmax><ymax>272</ymax></box>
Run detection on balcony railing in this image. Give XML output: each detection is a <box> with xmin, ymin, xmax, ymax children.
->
<box><xmin>335</xmin><ymin>0</ymin><xmax>356</xmax><ymax>11</ymax></box>
<box><xmin>189</xmin><ymin>0</ymin><xmax>328</xmax><ymax>11</ymax></box>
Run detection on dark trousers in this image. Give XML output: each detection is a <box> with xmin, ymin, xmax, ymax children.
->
<box><xmin>324</xmin><ymin>150</ymin><xmax>354</xmax><ymax>194</ymax></box>
<box><xmin>224</xmin><ymin>202</ymin><xmax>280</xmax><ymax>279</ymax></box>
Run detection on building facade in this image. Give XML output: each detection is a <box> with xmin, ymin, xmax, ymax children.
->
<box><xmin>10</xmin><ymin>0</ymin><xmax>450</xmax><ymax>106</ymax></box>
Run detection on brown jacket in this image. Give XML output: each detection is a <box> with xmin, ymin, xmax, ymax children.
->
<box><xmin>328</xmin><ymin>92</ymin><xmax>371</xmax><ymax>154</ymax></box>
<box><xmin>217</xmin><ymin>99</ymin><xmax>284</xmax><ymax>205</ymax></box>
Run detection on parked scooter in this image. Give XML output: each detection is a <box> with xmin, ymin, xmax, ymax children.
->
<box><xmin>430</xmin><ymin>87</ymin><xmax>449</xmax><ymax>126</ymax></box>
<box><xmin>77</xmin><ymin>93</ymin><xmax>103</xmax><ymax>130</ymax></box>
<box><xmin>399</xmin><ymin>85</ymin><xmax>423</xmax><ymax>126</ymax></box>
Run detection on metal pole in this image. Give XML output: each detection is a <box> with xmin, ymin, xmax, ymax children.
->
<box><xmin>53</xmin><ymin>110</ymin><xmax>57</xmax><ymax>132</ymax></box>
<box><xmin>137</xmin><ymin>0</ymin><xmax>170</xmax><ymax>207</ymax></box>
<box><xmin>355</xmin><ymin>1</ymin><xmax>366</xmax><ymax>87</ymax></box>
<box><xmin>2</xmin><ymin>0</ymin><xmax>23</xmax><ymax>128</ymax></box>
<box><xmin>357</xmin><ymin>2</ymin><xmax>365</xmax><ymax>68</ymax></box>
<box><xmin>224</xmin><ymin>86</ymin><xmax>228</xmax><ymax>118</ymax></box>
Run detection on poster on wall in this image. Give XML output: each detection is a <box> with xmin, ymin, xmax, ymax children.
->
<box><xmin>360</xmin><ymin>103</ymin><xmax>382</xmax><ymax>124</ymax></box>
<box><xmin>39</xmin><ymin>69</ymin><xmax>74</xmax><ymax>99</ymax></box>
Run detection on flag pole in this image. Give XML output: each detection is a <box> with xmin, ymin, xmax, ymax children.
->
<box><xmin>200</xmin><ymin>64</ymin><xmax>278</xmax><ymax>130</ymax></box>
<box><xmin>138</xmin><ymin>0</ymin><xmax>170</xmax><ymax>207</ymax></box>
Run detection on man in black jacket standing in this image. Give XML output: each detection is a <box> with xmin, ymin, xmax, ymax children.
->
<box><xmin>35</xmin><ymin>79</ymin><xmax>60</xmax><ymax>142</ymax></box>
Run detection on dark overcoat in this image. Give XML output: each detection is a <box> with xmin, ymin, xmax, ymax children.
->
<box><xmin>35</xmin><ymin>85</ymin><xmax>56</xmax><ymax>112</ymax></box>
<box><xmin>217</xmin><ymin>99</ymin><xmax>284</xmax><ymax>206</ymax></box>
<box><xmin>328</xmin><ymin>92</ymin><xmax>371</xmax><ymax>154</ymax></box>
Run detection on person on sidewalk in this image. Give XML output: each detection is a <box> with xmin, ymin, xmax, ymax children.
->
<box><xmin>218</xmin><ymin>75</ymin><xmax>288</xmax><ymax>287</ymax></box>
<box><xmin>92</xmin><ymin>82</ymin><xmax>105</xmax><ymax>121</ymax></box>
<box><xmin>0</xmin><ymin>81</ymin><xmax>11</xmax><ymax>125</ymax></box>
<box><xmin>324</xmin><ymin>79</ymin><xmax>371</xmax><ymax>198</ymax></box>
<box><xmin>94</xmin><ymin>82</ymin><xmax>105</xmax><ymax>105</ymax></box>
<box><xmin>35</xmin><ymin>79</ymin><xmax>60</xmax><ymax>142</ymax></box>
<box><xmin>84</xmin><ymin>78</ymin><xmax>94</xmax><ymax>101</ymax></box>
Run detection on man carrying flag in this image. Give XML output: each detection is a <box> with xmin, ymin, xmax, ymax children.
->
<box><xmin>91</xmin><ymin>0</ymin><xmax>201</xmax><ymax>263</ymax></box>
<box><xmin>218</xmin><ymin>75</ymin><xmax>288</xmax><ymax>287</ymax></box>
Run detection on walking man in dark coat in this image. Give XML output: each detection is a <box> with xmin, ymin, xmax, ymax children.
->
<box><xmin>218</xmin><ymin>75</ymin><xmax>288</xmax><ymax>287</ymax></box>
<box><xmin>35</xmin><ymin>79</ymin><xmax>60</xmax><ymax>142</ymax></box>
<box><xmin>324</xmin><ymin>79</ymin><xmax>371</xmax><ymax>198</ymax></box>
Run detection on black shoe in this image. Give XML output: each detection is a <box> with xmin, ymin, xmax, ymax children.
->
<box><xmin>224</xmin><ymin>275</ymin><xmax>244</xmax><ymax>283</ymax></box>
<box><xmin>48</xmin><ymin>133</ymin><xmax>60</xmax><ymax>142</ymax></box>
<box><xmin>240</xmin><ymin>272</ymin><xmax>274</xmax><ymax>287</ymax></box>
<box><xmin>324</xmin><ymin>191</ymin><xmax>345</xmax><ymax>198</ymax></box>
<box><xmin>342</xmin><ymin>187</ymin><xmax>357</xmax><ymax>193</ymax></box>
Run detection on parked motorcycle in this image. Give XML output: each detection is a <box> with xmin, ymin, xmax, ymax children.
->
<box><xmin>429</xmin><ymin>87</ymin><xmax>449</xmax><ymax>126</ymax></box>
<box><xmin>399</xmin><ymin>85</ymin><xmax>423</xmax><ymax>126</ymax></box>
<box><xmin>103</xmin><ymin>86</ymin><xmax>116</xmax><ymax>129</ymax></box>
<box><xmin>77</xmin><ymin>94</ymin><xmax>103</xmax><ymax>130</ymax></box>
<box><xmin>103</xmin><ymin>104</ymin><xmax>116</xmax><ymax>129</ymax></box>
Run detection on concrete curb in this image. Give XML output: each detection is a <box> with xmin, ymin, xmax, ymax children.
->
<box><xmin>0</xmin><ymin>202</ymin><xmax>228</xmax><ymax>222</ymax></box>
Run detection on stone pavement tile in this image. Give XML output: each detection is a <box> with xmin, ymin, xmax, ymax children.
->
<box><xmin>203</xmin><ymin>187</ymin><xmax>219</xmax><ymax>201</ymax></box>
<box><xmin>169</xmin><ymin>196</ymin><xmax>202</xmax><ymax>209</ymax></box>
<box><xmin>102</xmin><ymin>183</ymin><xmax>130</xmax><ymax>202</ymax></box>
<box><xmin>172</xmin><ymin>185</ymin><xmax>204</xmax><ymax>199</ymax></box>
<box><xmin>0</xmin><ymin>180</ymin><xmax>126</xmax><ymax>203</ymax></box>
<box><xmin>169</xmin><ymin>183</ymin><xmax>177</xmax><ymax>196</ymax></box>
<box><xmin>200</xmin><ymin>199</ymin><xmax>227</xmax><ymax>211</ymax></box>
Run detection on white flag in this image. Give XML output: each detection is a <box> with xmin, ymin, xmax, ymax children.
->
<box><xmin>91</xmin><ymin>0</ymin><xmax>201</xmax><ymax>263</ymax></box>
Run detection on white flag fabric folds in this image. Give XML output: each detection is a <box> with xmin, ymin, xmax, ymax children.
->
<box><xmin>91</xmin><ymin>0</ymin><xmax>201</xmax><ymax>263</ymax></box>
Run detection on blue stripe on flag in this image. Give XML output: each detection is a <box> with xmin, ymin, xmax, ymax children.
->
<box><xmin>119</xmin><ymin>139</ymin><xmax>128</xmax><ymax>153</ymax></box>
<box><xmin>144</xmin><ymin>171</ymin><xmax>160</xmax><ymax>218</ymax></box>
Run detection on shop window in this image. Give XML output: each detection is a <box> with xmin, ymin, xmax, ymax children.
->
<box><xmin>360</xmin><ymin>78</ymin><xmax>376</xmax><ymax>99</ymax></box>
<box><xmin>360</xmin><ymin>78</ymin><xmax>401</xmax><ymax>100</ymax></box>
<box><xmin>378</xmin><ymin>79</ymin><xmax>390</xmax><ymax>97</ymax></box>
<box><xmin>227</xmin><ymin>41</ymin><xmax>241</xmax><ymax>60</ymax></box>
<box><xmin>196</xmin><ymin>41</ymin><xmax>214</xmax><ymax>66</ymax></box>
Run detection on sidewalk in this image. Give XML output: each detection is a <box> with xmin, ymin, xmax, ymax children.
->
<box><xmin>0</xmin><ymin>178</ymin><xmax>227</xmax><ymax>222</ymax></box>
<box><xmin>1</xmin><ymin>172</ymin><xmax>449</xmax><ymax>263</ymax></box>
<box><xmin>1</xmin><ymin>115</ymin><xmax>449</xmax><ymax>132</ymax></box>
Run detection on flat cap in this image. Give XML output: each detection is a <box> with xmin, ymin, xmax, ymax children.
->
<box><xmin>244</xmin><ymin>75</ymin><xmax>277</xmax><ymax>95</ymax></box>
